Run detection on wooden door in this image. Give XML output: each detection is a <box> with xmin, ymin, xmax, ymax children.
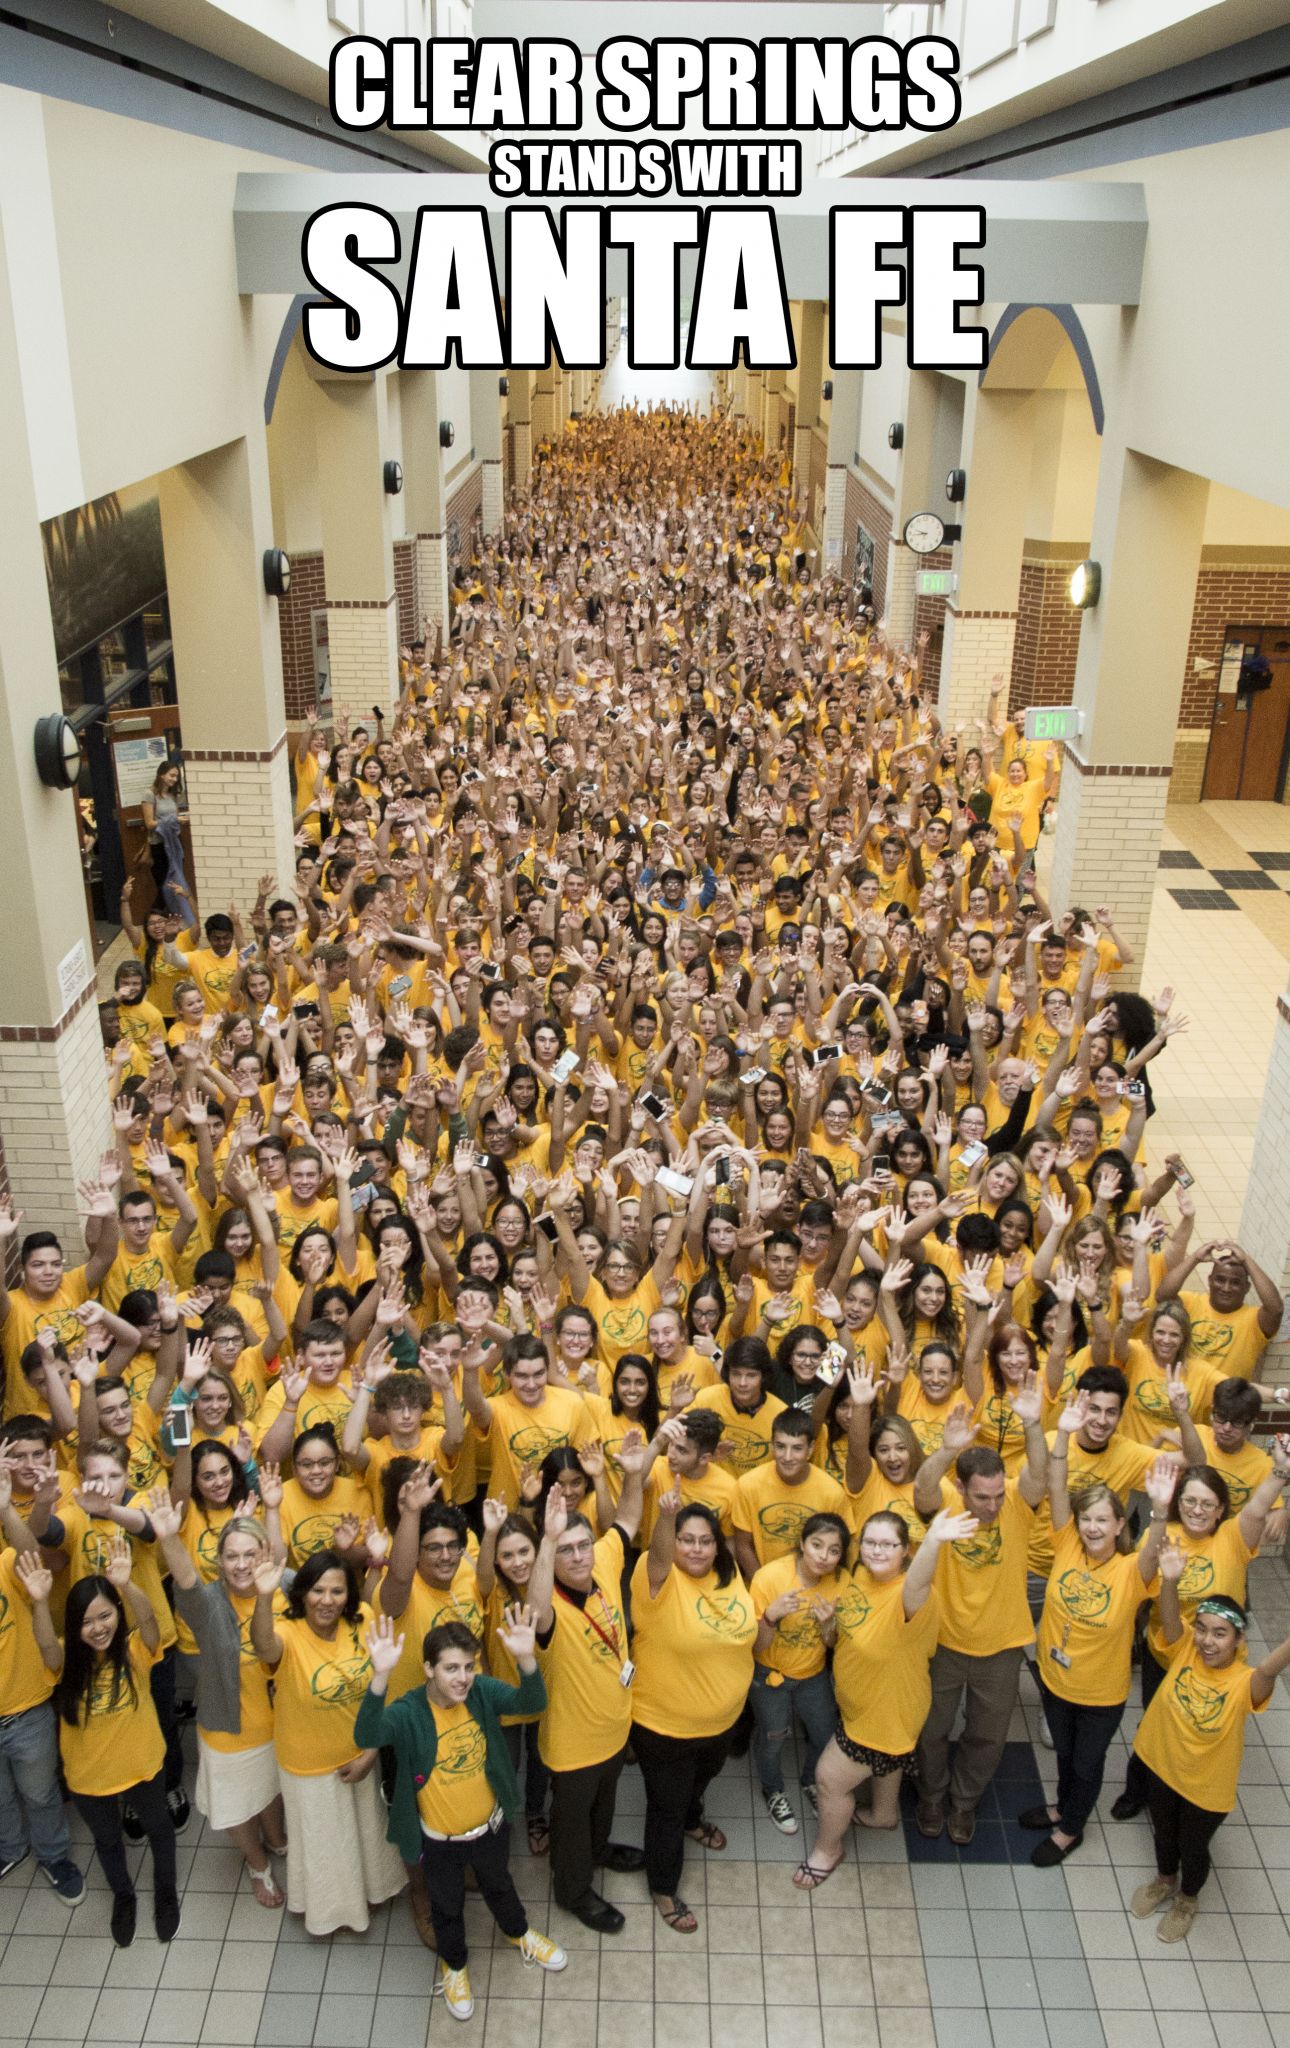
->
<box><xmin>1202</xmin><ymin>627</ymin><xmax>1290</xmax><ymax>800</ymax></box>
<box><xmin>107</xmin><ymin>704</ymin><xmax>192</xmax><ymax>918</ymax></box>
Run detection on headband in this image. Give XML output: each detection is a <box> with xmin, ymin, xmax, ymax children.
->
<box><xmin>1195</xmin><ymin>1599</ymin><xmax>1246</xmax><ymax>1631</ymax></box>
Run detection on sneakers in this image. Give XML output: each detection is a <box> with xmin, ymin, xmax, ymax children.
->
<box><xmin>433</xmin><ymin>1962</ymin><xmax>474</xmax><ymax>2020</ymax></box>
<box><xmin>154</xmin><ymin>1889</ymin><xmax>182</xmax><ymax>1943</ymax></box>
<box><xmin>1157</xmin><ymin>1895</ymin><xmax>1199</xmax><ymax>1945</ymax></box>
<box><xmin>166</xmin><ymin>1787</ymin><xmax>191</xmax><ymax>1835</ymax></box>
<box><xmin>122</xmin><ymin>1808</ymin><xmax>145</xmax><ymax>1845</ymax></box>
<box><xmin>764</xmin><ymin>1791</ymin><xmax>799</xmax><ymax>1835</ymax></box>
<box><xmin>110</xmin><ymin>1892</ymin><xmax>137</xmax><ymax>1949</ymax></box>
<box><xmin>513</xmin><ymin>1927</ymin><xmax>568</xmax><ymax>1971</ymax></box>
<box><xmin>0</xmin><ymin>1851</ymin><xmax>29</xmax><ymax>1882</ymax></box>
<box><xmin>1130</xmin><ymin>1875</ymin><xmax>1178</xmax><ymax>1918</ymax></box>
<box><xmin>41</xmin><ymin>1859</ymin><xmax>85</xmax><ymax>1906</ymax></box>
<box><xmin>1036</xmin><ymin>1708</ymin><xmax>1055</xmax><ymax>1750</ymax></box>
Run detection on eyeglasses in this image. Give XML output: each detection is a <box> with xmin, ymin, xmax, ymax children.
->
<box><xmin>421</xmin><ymin>1540</ymin><xmax>464</xmax><ymax>1557</ymax></box>
<box><xmin>862</xmin><ymin>1539</ymin><xmax>904</xmax><ymax>1552</ymax></box>
<box><xmin>557</xmin><ymin>1541</ymin><xmax>595</xmax><ymax>1558</ymax></box>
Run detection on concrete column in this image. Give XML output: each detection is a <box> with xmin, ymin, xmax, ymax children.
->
<box><xmin>823</xmin><ymin>371</ymin><xmax>861</xmax><ymax>576</ymax></box>
<box><xmin>1048</xmin><ymin>447</ymin><xmax>1208</xmax><ymax>978</ymax></box>
<box><xmin>158</xmin><ymin>435</ymin><xmax>295</xmax><ymax>909</ymax></box>
<box><xmin>314</xmin><ymin>373</ymin><xmax>399</xmax><ymax>735</ymax></box>
<box><xmin>509</xmin><ymin>368</ymin><xmax>533</xmax><ymax>491</ymax></box>
<box><xmin>746</xmin><ymin>371</ymin><xmax>765</xmax><ymax>446</ymax></box>
<box><xmin>937</xmin><ymin>384</ymin><xmax>1030</xmax><ymax>732</ymax></box>
<box><xmin>471</xmin><ymin>370</ymin><xmax>504</xmax><ymax>535</ymax></box>
<box><xmin>0</xmin><ymin>209</ymin><xmax>110</xmax><ymax>1244</ymax></box>
<box><xmin>1239</xmin><ymin>979</ymin><xmax>1290</xmax><ymax>1373</ymax></box>
<box><xmin>885</xmin><ymin>368</ymin><xmax>938</xmax><ymax>641</ymax></box>
<box><xmin>532</xmin><ymin>368</ymin><xmax>556</xmax><ymax>450</ymax></box>
<box><xmin>401</xmin><ymin>370</ymin><xmax>450</xmax><ymax>635</ymax></box>
<box><xmin>794</xmin><ymin>303</ymin><xmax>825</xmax><ymax>503</ymax></box>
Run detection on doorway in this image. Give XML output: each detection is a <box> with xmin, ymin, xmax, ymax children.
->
<box><xmin>1202</xmin><ymin>625</ymin><xmax>1290</xmax><ymax>800</ymax></box>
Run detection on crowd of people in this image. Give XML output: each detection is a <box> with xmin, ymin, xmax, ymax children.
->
<box><xmin>0</xmin><ymin>400</ymin><xmax>1287</xmax><ymax>2016</ymax></box>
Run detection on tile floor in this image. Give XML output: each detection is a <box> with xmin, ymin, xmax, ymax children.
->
<box><xmin>68</xmin><ymin>783</ymin><xmax>1290</xmax><ymax>2046</ymax></box>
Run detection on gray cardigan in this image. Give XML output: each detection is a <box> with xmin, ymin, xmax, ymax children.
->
<box><xmin>172</xmin><ymin>1578</ymin><xmax>247</xmax><ymax>1737</ymax></box>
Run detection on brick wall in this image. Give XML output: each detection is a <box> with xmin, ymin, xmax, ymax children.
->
<box><xmin>846</xmin><ymin>475</ymin><xmax>892</xmax><ymax>615</ymax></box>
<box><xmin>1010</xmin><ymin>552</ymin><xmax>1086</xmax><ymax>716</ymax></box>
<box><xmin>394</xmin><ymin>538</ymin><xmax>416</xmax><ymax>647</ymax></box>
<box><xmin>912</xmin><ymin>548</ymin><xmax>952</xmax><ymax>692</ymax></box>
<box><xmin>1181</xmin><ymin>563</ymin><xmax>1290</xmax><ymax>727</ymax></box>
<box><xmin>446</xmin><ymin>465</ymin><xmax>483</xmax><ymax>573</ymax></box>
<box><xmin>277</xmin><ymin>550</ymin><xmax>325</xmax><ymax>721</ymax></box>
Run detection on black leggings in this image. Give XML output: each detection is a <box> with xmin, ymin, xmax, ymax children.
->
<box><xmin>1121</xmin><ymin>1651</ymin><xmax>1167</xmax><ymax>1805</ymax></box>
<box><xmin>73</xmin><ymin>1768</ymin><xmax>176</xmax><ymax>1902</ymax></box>
<box><xmin>1142</xmin><ymin>1764</ymin><xmax>1226</xmax><ymax>1898</ymax></box>
<box><xmin>631</xmin><ymin>1720</ymin><xmax>736</xmax><ymax>1899</ymax></box>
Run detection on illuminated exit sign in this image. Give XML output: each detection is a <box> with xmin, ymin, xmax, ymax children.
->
<box><xmin>915</xmin><ymin>570</ymin><xmax>957</xmax><ymax>598</ymax></box>
<box><xmin>1024</xmin><ymin>706</ymin><xmax>1085</xmax><ymax>743</ymax></box>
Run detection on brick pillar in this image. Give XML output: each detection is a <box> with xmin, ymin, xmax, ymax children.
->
<box><xmin>1047</xmin><ymin>757</ymin><xmax>1170</xmax><ymax>982</ymax></box>
<box><xmin>411</xmin><ymin>540</ymin><xmax>450</xmax><ymax>639</ymax></box>
<box><xmin>183</xmin><ymin>740</ymin><xmax>295</xmax><ymax>913</ymax></box>
<box><xmin>315</xmin><ymin>375</ymin><xmax>399</xmax><ymax>728</ymax></box>
<box><xmin>0</xmin><ymin>995</ymin><xmax>112</xmax><ymax>1254</ymax></box>
<box><xmin>326</xmin><ymin>598</ymin><xmax>400</xmax><ymax>737</ymax></box>
<box><xmin>884</xmin><ymin>538</ymin><xmax>918</xmax><ymax>640</ymax></box>
<box><xmin>938</xmin><ymin>608</ymin><xmax>1019</xmax><ymax>733</ymax></box>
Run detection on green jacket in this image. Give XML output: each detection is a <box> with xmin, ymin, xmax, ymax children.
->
<box><xmin>354</xmin><ymin>1667</ymin><xmax>546</xmax><ymax>1864</ymax></box>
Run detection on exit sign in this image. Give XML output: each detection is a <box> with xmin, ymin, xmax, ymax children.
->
<box><xmin>915</xmin><ymin>570</ymin><xmax>957</xmax><ymax>597</ymax></box>
<box><xmin>1024</xmin><ymin>706</ymin><xmax>1084</xmax><ymax>743</ymax></box>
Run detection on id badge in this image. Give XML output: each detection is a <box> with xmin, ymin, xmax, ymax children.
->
<box><xmin>1049</xmin><ymin>1646</ymin><xmax>1072</xmax><ymax>1671</ymax></box>
<box><xmin>619</xmin><ymin>1658</ymin><xmax>636</xmax><ymax>1688</ymax></box>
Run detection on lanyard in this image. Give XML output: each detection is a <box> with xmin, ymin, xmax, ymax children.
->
<box><xmin>555</xmin><ymin>1584</ymin><xmax>624</xmax><ymax>1664</ymax></box>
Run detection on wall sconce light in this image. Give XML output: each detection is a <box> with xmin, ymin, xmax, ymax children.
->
<box><xmin>821</xmin><ymin>379</ymin><xmax>833</xmax><ymax>401</ymax></box>
<box><xmin>1069</xmin><ymin>560</ymin><xmax>1102</xmax><ymax>608</ymax></box>
<box><xmin>945</xmin><ymin>467</ymin><xmax>967</xmax><ymax>504</ymax></box>
<box><xmin>439</xmin><ymin>421</ymin><xmax>455</xmax><ymax>448</ymax></box>
<box><xmin>498</xmin><ymin>376</ymin><xmax>509</xmax><ymax>396</ymax></box>
<box><xmin>262</xmin><ymin>548</ymin><xmax>291</xmax><ymax>596</ymax></box>
<box><xmin>383</xmin><ymin>460</ymin><xmax>403</xmax><ymax>494</ymax></box>
<box><xmin>888</xmin><ymin>422</ymin><xmax>904</xmax><ymax>450</ymax></box>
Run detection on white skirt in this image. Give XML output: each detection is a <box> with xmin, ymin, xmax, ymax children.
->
<box><xmin>278</xmin><ymin>1765</ymin><xmax>407</xmax><ymax>1937</ymax></box>
<box><xmin>195</xmin><ymin>1735</ymin><xmax>281</xmax><ymax>1833</ymax></box>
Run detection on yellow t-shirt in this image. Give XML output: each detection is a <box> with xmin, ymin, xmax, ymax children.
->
<box><xmin>1193</xmin><ymin>1426</ymin><xmax>1281</xmax><ymax>1515</ymax></box>
<box><xmin>751</xmin><ymin>1555</ymin><xmax>844</xmax><ymax>1680</ymax></box>
<box><xmin>583</xmin><ymin>1274</ymin><xmax>662</xmax><ymax>1368</ymax></box>
<box><xmin>691</xmin><ymin>1386</ymin><xmax>787</xmax><ymax>1477</ymax></box>
<box><xmin>1027</xmin><ymin>1432</ymin><xmax>1155</xmax><ymax>1578</ymax></box>
<box><xmin>628</xmin><ymin>1555</ymin><xmax>756</xmax><ymax>1740</ymax></box>
<box><xmin>0</xmin><ymin>1547</ymin><xmax>58</xmax><ymax>1715</ymax></box>
<box><xmin>846</xmin><ymin>1467</ymin><xmax>928</xmax><ymax>1552</ymax></box>
<box><xmin>896</xmin><ymin>1379</ymin><xmax>960</xmax><ymax>1457</ymax></box>
<box><xmin>1179</xmin><ymin>1293</ymin><xmax>1270</xmax><ymax>1383</ymax></box>
<box><xmin>1134</xmin><ymin>1632</ymin><xmax>1267</xmax><ymax>1814</ymax></box>
<box><xmin>1120</xmin><ymin>1345</ymin><xmax>1223</xmax><ymax>1446</ymax></box>
<box><xmin>1037</xmin><ymin>1523</ymin><xmax>1152</xmax><ymax>1707</ymax></box>
<box><xmin>55</xmin><ymin>1505</ymin><xmax>176</xmax><ymax>1651</ymax></box>
<box><xmin>99</xmin><ymin>1234</ymin><xmax>184</xmax><ymax>1317</ymax></box>
<box><xmin>1142</xmin><ymin>1517</ymin><xmax>1254</xmax><ymax>1669</ymax></box>
<box><xmin>928</xmin><ymin>1478</ymin><xmax>1036</xmax><ymax>1656</ymax></box>
<box><xmin>640</xmin><ymin>1461</ymin><xmax>739</xmax><ymax>1544</ymax></box>
<box><xmin>271</xmin><ymin>1604</ymin><xmax>376</xmax><ymax>1775</ymax></box>
<box><xmin>475</xmin><ymin>1386</ymin><xmax>594</xmax><ymax>1509</ymax></box>
<box><xmin>364</xmin><ymin>1426</ymin><xmax>459</xmax><ymax>1528</ymax></box>
<box><xmin>58</xmin><ymin>1634</ymin><xmax>164</xmax><ymax>1797</ymax></box>
<box><xmin>2</xmin><ymin>1270</ymin><xmax>93</xmax><ymax>1412</ymax></box>
<box><xmin>536</xmin><ymin>1528</ymin><xmax>632</xmax><ymax>1772</ymax></box>
<box><xmin>384</xmin><ymin>1562</ymin><xmax>486</xmax><ymax>1703</ymax></box>
<box><xmin>732</xmin><ymin>1463</ymin><xmax>849</xmax><ymax>1566</ymax></box>
<box><xmin>833</xmin><ymin>1569</ymin><xmax>940</xmax><ymax>1756</ymax></box>
<box><xmin>256</xmin><ymin>1376</ymin><xmax>355</xmax><ymax>1451</ymax></box>
<box><xmin>279</xmin><ymin>1474</ymin><xmax>374</xmax><ymax>1567</ymax></box>
<box><xmin>416</xmin><ymin>1699</ymin><xmax>495</xmax><ymax>1835</ymax></box>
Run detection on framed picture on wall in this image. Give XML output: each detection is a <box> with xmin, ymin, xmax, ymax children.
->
<box><xmin>855</xmin><ymin>523</ymin><xmax>877</xmax><ymax>599</ymax></box>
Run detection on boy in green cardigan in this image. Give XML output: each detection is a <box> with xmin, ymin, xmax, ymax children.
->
<box><xmin>357</xmin><ymin>1608</ymin><xmax>567</xmax><ymax>2020</ymax></box>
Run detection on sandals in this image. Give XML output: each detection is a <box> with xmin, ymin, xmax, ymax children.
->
<box><xmin>527</xmin><ymin>1815</ymin><xmax>551</xmax><ymax>1857</ymax></box>
<box><xmin>655</xmin><ymin>1894</ymin><xmax>698</xmax><ymax>1934</ymax></box>
<box><xmin>792</xmin><ymin>1857</ymin><xmax>842</xmax><ymax>1891</ymax></box>
<box><xmin>247</xmin><ymin>1865</ymin><xmax>284</xmax><ymax>1909</ymax></box>
<box><xmin>684</xmin><ymin>1820</ymin><xmax>727</xmax><ymax>1851</ymax></box>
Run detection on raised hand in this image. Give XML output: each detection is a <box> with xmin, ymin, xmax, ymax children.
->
<box><xmin>13</xmin><ymin>1550</ymin><xmax>54</xmax><ymax>1606</ymax></box>
<box><xmin>365</xmin><ymin>1612</ymin><xmax>405</xmax><ymax>1678</ymax></box>
<box><xmin>103</xmin><ymin>1532</ymin><xmax>134</xmax><ymax>1589</ymax></box>
<box><xmin>145</xmin><ymin>1485</ymin><xmax>184</xmax><ymax>1540</ymax></box>
<box><xmin>1144</xmin><ymin>1454</ymin><xmax>1179</xmax><ymax>1517</ymax></box>
<box><xmin>1057</xmin><ymin>1389</ymin><xmax>1089</xmax><ymax>1437</ymax></box>
<box><xmin>927</xmin><ymin>1508</ymin><xmax>979</xmax><ymax>1547</ymax></box>
<box><xmin>496</xmin><ymin>1602</ymin><xmax>537</xmax><ymax>1661</ymax></box>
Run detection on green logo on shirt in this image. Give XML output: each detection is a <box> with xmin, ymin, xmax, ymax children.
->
<box><xmin>952</xmin><ymin>1524</ymin><xmax>1003</xmax><ymax>1570</ymax></box>
<box><xmin>1056</xmin><ymin>1569</ymin><xmax>1112</xmax><ymax>1625</ymax></box>
<box><xmin>1173</xmin><ymin>1662</ymin><xmax>1225</xmax><ymax>1732</ymax></box>
<box><xmin>695</xmin><ymin>1591</ymin><xmax>748</xmax><ymax>1637</ymax></box>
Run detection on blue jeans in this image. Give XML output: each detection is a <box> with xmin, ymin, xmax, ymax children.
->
<box><xmin>0</xmin><ymin>1702</ymin><xmax>70</xmax><ymax>1869</ymax></box>
<box><xmin>750</xmin><ymin>1666</ymin><xmax>836</xmax><ymax>1794</ymax></box>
